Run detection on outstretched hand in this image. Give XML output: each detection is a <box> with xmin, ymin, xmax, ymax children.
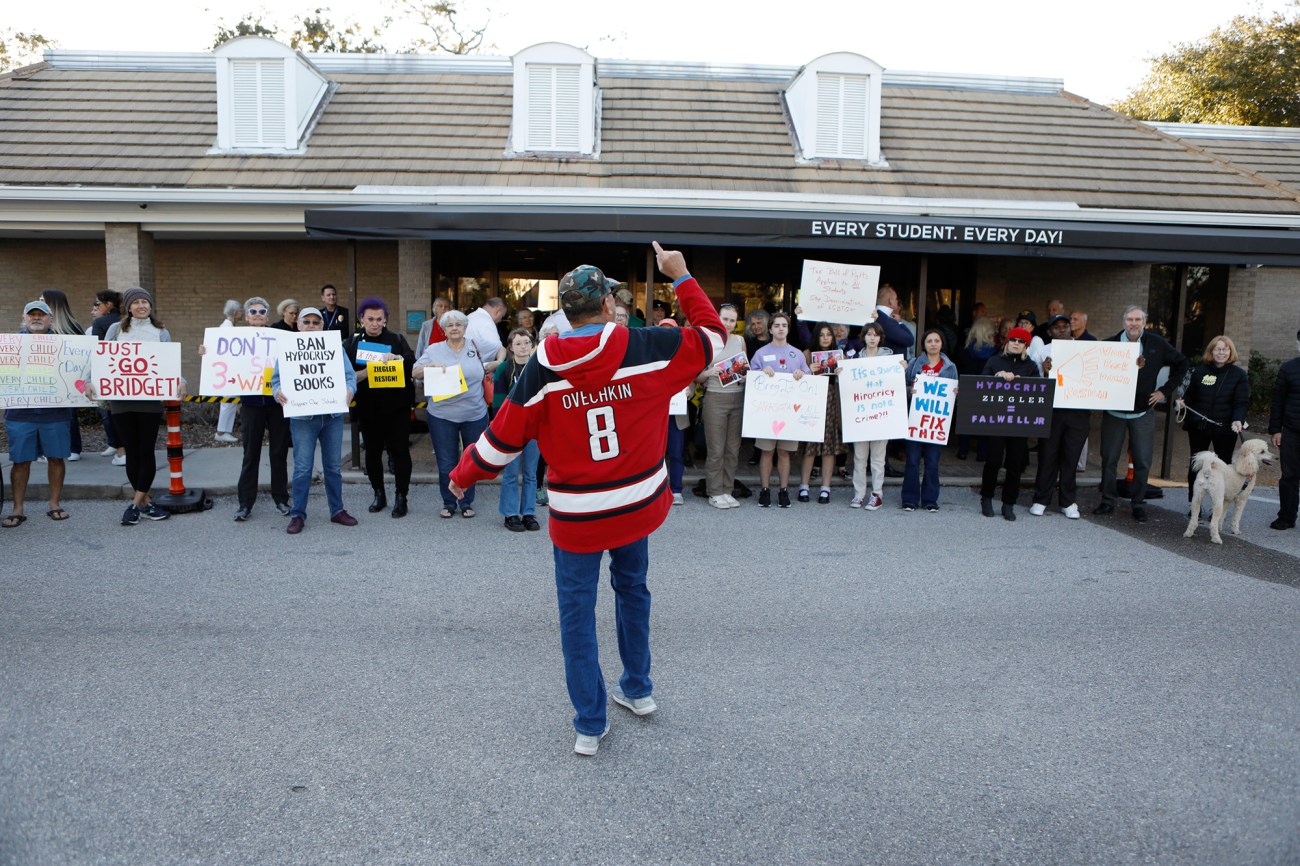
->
<box><xmin>448</xmin><ymin>480</ymin><xmax>466</xmax><ymax>500</ymax></box>
<box><xmin>652</xmin><ymin>241</ymin><xmax>688</xmax><ymax>281</ymax></box>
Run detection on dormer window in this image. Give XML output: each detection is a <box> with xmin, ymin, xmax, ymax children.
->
<box><xmin>511</xmin><ymin>43</ymin><xmax>597</xmax><ymax>156</ymax></box>
<box><xmin>213</xmin><ymin>36</ymin><xmax>330</xmax><ymax>153</ymax></box>
<box><xmin>786</xmin><ymin>52</ymin><xmax>884</xmax><ymax>164</ymax></box>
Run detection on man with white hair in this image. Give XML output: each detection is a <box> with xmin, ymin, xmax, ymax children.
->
<box><xmin>2</xmin><ymin>301</ymin><xmax>74</xmax><ymax>527</ymax></box>
<box><xmin>1268</xmin><ymin>327</ymin><xmax>1300</xmax><ymax>530</ymax></box>
<box><xmin>465</xmin><ymin>297</ymin><xmax>506</xmax><ymax>369</ymax></box>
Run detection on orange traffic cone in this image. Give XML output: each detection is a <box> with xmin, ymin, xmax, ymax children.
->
<box><xmin>152</xmin><ymin>399</ymin><xmax>213</xmax><ymax>514</ymax></box>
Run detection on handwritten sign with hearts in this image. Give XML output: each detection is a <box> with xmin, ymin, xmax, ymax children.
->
<box><xmin>0</xmin><ymin>333</ymin><xmax>97</xmax><ymax>409</ymax></box>
<box><xmin>741</xmin><ymin>371</ymin><xmax>827</xmax><ymax>442</ymax></box>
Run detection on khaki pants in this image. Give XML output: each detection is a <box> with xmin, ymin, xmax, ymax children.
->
<box><xmin>702</xmin><ymin>390</ymin><xmax>744</xmax><ymax>496</ymax></box>
<box><xmin>852</xmin><ymin>439</ymin><xmax>887</xmax><ymax>500</ymax></box>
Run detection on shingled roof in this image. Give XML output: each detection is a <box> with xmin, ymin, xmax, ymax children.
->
<box><xmin>1147</xmin><ymin>122</ymin><xmax>1300</xmax><ymax>197</ymax></box>
<box><xmin>2</xmin><ymin>51</ymin><xmax>1299</xmax><ymax>216</ymax></box>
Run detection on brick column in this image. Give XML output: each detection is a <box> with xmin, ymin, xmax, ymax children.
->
<box><xmin>104</xmin><ymin>223</ymin><xmax>156</xmax><ymax>294</ymax></box>
<box><xmin>397</xmin><ymin>239</ymin><xmax>432</xmax><ymax>335</ymax></box>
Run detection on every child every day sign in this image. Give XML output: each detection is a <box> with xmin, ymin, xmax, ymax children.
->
<box><xmin>0</xmin><ymin>334</ymin><xmax>97</xmax><ymax>409</ymax></box>
<box><xmin>91</xmin><ymin>341</ymin><xmax>183</xmax><ymax>400</ymax></box>
<box><xmin>276</xmin><ymin>331</ymin><xmax>347</xmax><ymax>417</ymax></box>
<box><xmin>199</xmin><ymin>327</ymin><xmax>282</xmax><ymax>396</ymax></box>
<box><xmin>798</xmin><ymin>260</ymin><xmax>881</xmax><ymax>324</ymax></box>
<box><xmin>741</xmin><ymin>372</ymin><xmax>828</xmax><ymax>442</ymax></box>
<box><xmin>838</xmin><ymin>356</ymin><xmax>907</xmax><ymax>442</ymax></box>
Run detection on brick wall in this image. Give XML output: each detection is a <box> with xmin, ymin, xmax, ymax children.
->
<box><xmin>0</xmin><ymin>239</ymin><xmax>108</xmax><ymax>329</ymax></box>
<box><xmin>1247</xmin><ymin>266</ymin><xmax>1300</xmax><ymax>362</ymax></box>
<box><xmin>975</xmin><ymin>257</ymin><xmax>1150</xmax><ymax>336</ymax></box>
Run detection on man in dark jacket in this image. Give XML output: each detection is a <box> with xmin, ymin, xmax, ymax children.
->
<box><xmin>1269</xmin><ymin>328</ymin><xmax>1300</xmax><ymax>530</ymax></box>
<box><xmin>1094</xmin><ymin>305</ymin><xmax>1189</xmax><ymax>522</ymax></box>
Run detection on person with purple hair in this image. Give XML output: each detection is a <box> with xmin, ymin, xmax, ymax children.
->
<box><xmin>345</xmin><ymin>297</ymin><xmax>416</xmax><ymax>518</ymax></box>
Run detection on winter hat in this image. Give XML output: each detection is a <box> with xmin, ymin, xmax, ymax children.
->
<box><xmin>1007</xmin><ymin>327</ymin><xmax>1033</xmax><ymax>343</ymax></box>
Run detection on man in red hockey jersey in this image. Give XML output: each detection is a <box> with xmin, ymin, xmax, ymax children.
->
<box><xmin>450</xmin><ymin>242</ymin><xmax>726</xmax><ymax>756</ymax></box>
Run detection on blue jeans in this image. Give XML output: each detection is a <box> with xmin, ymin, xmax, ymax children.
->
<box><xmin>428</xmin><ymin>411</ymin><xmax>489</xmax><ymax>510</ymax></box>
<box><xmin>552</xmin><ymin>537</ymin><xmax>652</xmax><ymax>736</ymax></box>
<box><xmin>498</xmin><ymin>440</ymin><xmax>540</xmax><ymax>518</ymax></box>
<box><xmin>902</xmin><ymin>441</ymin><xmax>941</xmax><ymax>508</ymax></box>
<box><xmin>289</xmin><ymin>413</ymin><xmax>345</xmax><ymax>520</ymax></box>
<box><xmin>666</xmin><ymin>421</ymin><xmax>685</xmax><ymax>494</ymax></box>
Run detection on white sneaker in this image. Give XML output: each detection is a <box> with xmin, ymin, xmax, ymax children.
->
<box><xmin>611</xmin><ymin>685</ymin><xmax>657</xmax><ymax>716</ymax></box>
<box><xmin>849</xmin><ymin>497</ymin><xmax>863</xmax><ymax>509</ymax></box>
<box><xmin>865</xmin><ymin>493</ymin><xmax>883</xmax><ymax>511</ymax></box>
<box><xmin>67</xmin><ymin>452</ymin><xmax>81</xmax><ymax>461</ymax></box>
<box><xmin>215</xmin><ymin>432</ymin><xmax>239</xmax><ymax>443</ymax></box>
<box><xmin>722</xmin><ymin>494</ymin><xmax>741</xmax><ymax>508</ymax></box>
<box><xmin>1029</xmin><ymin>503</ymin><xmax>1046</xmax><ymax>516</ymax></box>
<box><xmin>100</xmin><ymin>447</ymin><xmax>117</xmax><ymax>457</ymax></box>
<box><xmin>672</xmin><ymin>492</ymin><xmax>684</xmax><ymax>506</ymax></box>
<box><xmin>1063</xmin><ymin>504</ymin><xmax>1081</xmax><ymax>519</ymax></box>
<box><xmin>574</xmin><ymin>723</ymin><xmax>610</xmax><ymax>756</ymax></box>
<box><xmin>112</xmin><ymin>454</ymin><xmax>126</xmax><ymax>466</ymax></box>
<box><xmin>708</xmin><ymin>495</ymin><xmax>731</xmax><ymax>509</ymax></box>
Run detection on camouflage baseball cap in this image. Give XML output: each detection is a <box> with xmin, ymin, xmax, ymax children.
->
<box><xmin>559</xmin><ymin>264</ymin><xmax>614</xmax><ymax>313</ymax></box>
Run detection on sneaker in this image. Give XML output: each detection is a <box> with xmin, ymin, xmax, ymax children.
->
<box><xmin>111</xmin><ymin>454</ymin><xmax>126</xmax><ymax>466</ymax></box>
<box><xmin>1029</xmin><ymin>503</ymin><xmax>1047</xmax><ymax>517</ymax></box>
<box><xmin>574</xmin><ymin>723</ymin><xmax>610</xmax><ymax>756</ymax></box>
<box><xmin>721</xmin><ymin>494</ymin><xmax>741</xmax><ymax>508</ymax></box>
<box><xmin>611</xmin><ymin>684</ymin><xmax>657</xmax><ymax>716</ymax></box>
<box><xmin>849</xmin><ymin>497</ymin><xmax>864</xmax><ymax>509</ymax></box>
<box><xmin>140</xmin><ymin>503</ymin><xmax>170</xmax><ymax>520</ymax></box>
<box><xmin>672</xmin><ymin>492</ymin><xmax>684</xmax><ymax>506</ymax></box>
<box><xmin>758</xmin><ymin>487</ymin><xmax>771</xmax><ymax>508</ymax></box>
<box><xmin>902</xmin><ymin>504</ymin><xmax>916</xmax><ymax>512</ymax></box>
<box><xmin>274</xmin><ymin>501</ymin><xmax>292</xmax><ymax>516</ymax></box>
<box><xmin>797</xmin><ymin>488</ymin><xmax>810</xmax><ymax>503</ymax></box>
<box><xmin>708</xmin><ymin>495</ymin><xmax>731</xmax><ymax>509</ymax></box>
<box><xmin>777</xmin><ymin>488</ymin><xmax>791</xmax><ymax>508</ymax></box>
<box><xmin>925</xmin><ymin>504</ymin><xmax>940</xmax><ymax>513</ymax></box>
<box><xmin>536</xmin><ymin>487</ymin><xmax>549</xmax><ymax>507</ymax></box>
<box><xmin>817</xmin><ymin>489</ymin><xmax>830</xmax><ymax>505</ymax></box>
<box><xmin>234</xmin><ymin>507</ymin><xmax>251</xmax><ymax>522</ymax></box>
<box><xmin>215</xmin><ymin>432</ymin><xmax>239</xmax><ymax>443</ymax></box>
<box><xmin>120</xmin><ymin>504</ymin><xmax>140</xmax><ymax>526</ymax></box>
<box><xmin>865</xmin><ymin>493</ymin><xmax>883</xmax><ymax>511</ymax></box>
<box><xmin>99</xmin><ymin>447</ymin><xmax>117</xmax><ymax>457</ymax></box>
<box><xmin>1063</xmin><ymin>504</ymin><xmax>1081</xmax><ymax>519</ymax></box>
<box><xmin>67</xmin><ymin>452</ymin><xmax>81</xmax><ymax>462</ymax></box>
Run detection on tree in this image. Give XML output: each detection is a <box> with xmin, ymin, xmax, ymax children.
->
<box><xmin>1</xmin><ymin>29</ymin><xmax>54</xmax><ymax>73</ymax></box>
<box><xmin>213</xmin><ymin>9</ymin><xmax>388</xmax><ymax>53</ymax></box>
<box><xmin>1114</xmin><ymin>3</ymin><xmax>1300</xmax><ymax>127</ymax></box>
<box><xmin>212</xmin><ymin>14</ymin><xmax>279</xmax><ymax>48</ymax></box>
<box><xmin>399</xmin><ymin>1</ymin><xmax>489</xmax><ymax>55</ymax></box>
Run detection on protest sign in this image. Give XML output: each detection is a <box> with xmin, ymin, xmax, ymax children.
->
<box><xmin>838</xmin><ymin>356</ymin><xmax>908</xmax><ymax>442</ymax></box>
<box><xmin>92</xmin><ymin>341</ymin><xmax>183</xmax><ymax>401</ymax></box>
<box><xmin>712</xmin><ymin>351</ymin><xmax>749</xmax><ymax>388</ymax></box>
<box><xmin>955</xmin><ymin>375</ymin><xmax>1054</xmax><ymax>438</ymax></box>
<box><xmin>424</xmin><ymin>364</ymin><xmax>468</xmax><ymax>401</ymax></box>
<box><xmin>905</xmin><ymin>374</ymin><xmax>955</xmax><ymax>444</ymax></box>
<box><xmin>798</xmin><ymin>260</ymin><xmax>881</xmax><ymax>324</ymax></box>
<box><xmin>1048</xmin><ymin>341</ymin><xmax>1140</xmax><ymax>410</ymax></box>
<box><xmin>354</xmin><ymin>340</ymin><xmax>390</xmax><ymax>363</ymax></box>
<box><xmin>741</xmin><ymin>372</ymin><xmax>828</xmax><ymax>442</ymax></box>
<box><xmin>0</xmin><ymin>334</ymin><xmax>97</xmax><ymax>409</ymax></box>
<box><xmin>368</xmin><ymin>360</ymin><xmax>405</xmax><ymax>389</ymax></box>
<box><xmin>669</xmin><ymin>387</ymin><xmax>689</xmax><ymax>416</ymax></box>
<box><xmin>199</xmin><ymin>326</ymin><xmax>281</xmax><ymax>396</ymax></box>
<box><xmin>276</xmin><ymin>330</ymin><xmax>347</xmax><ymax>418</ymax></box>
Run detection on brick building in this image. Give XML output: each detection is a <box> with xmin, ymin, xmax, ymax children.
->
<box><xmin>2</xmin><ymin>38</ymin><xmax>1299</xmax><ymax>385</ymax></box>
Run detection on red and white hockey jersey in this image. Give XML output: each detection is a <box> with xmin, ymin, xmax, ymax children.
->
<box><xmin>450</xmin><ymin>277</ymin><xmax>726</xmax><ymax>553</ymax></box>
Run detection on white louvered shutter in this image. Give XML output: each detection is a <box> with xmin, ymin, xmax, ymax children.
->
<box><xmin>527</xmin><ymin>64</ymin><xmax>581</xmax><ymax>151</ymax></box>
<box><xmin>816</xmin><ymin>73</ymin><xmax>868</xmax><ymax>158</ymax></box>
<box><xmin>230</xmin><ymin>59</ymin><xmax>287</xmax><ymax>148</ymax></box>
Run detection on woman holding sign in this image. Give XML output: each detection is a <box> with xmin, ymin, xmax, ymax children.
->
<box><xmin>749</xmin><ymin>312</ymin><xmax>809</xmax><ymax>509</ymax></box>
<box><xmin>849</xmin><ymin>322</ymin><xmax>902</xmax><ymax>511</ymax></box>
<box><xmin>102</xmin><ymin>287</ymin><xmax>178</xmax><ymax>526</ymax></box>
<box><xmin>978</xmin><ymin>327</ymin><xmax>1040</xmax><ymax>521</ymax></box>
<box><xmin>799</xmin><ymin>323</ymin><xmax>847</xmax><ymax>504</ymax></box>
<box><xmin>413</xmin><ymin>309</ymin><xmax>489</xmax><ymax>519</ymax></box>
<box><xmin>902</xmin><ymin>329</ymin><xmax>958</xmax><ymax>513</ymax></box>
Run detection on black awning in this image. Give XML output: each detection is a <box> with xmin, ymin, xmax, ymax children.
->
<box><xmin>303</xmin><ymin>204</ymin><xmax>1300</xmax><ymax>266</ymax></box>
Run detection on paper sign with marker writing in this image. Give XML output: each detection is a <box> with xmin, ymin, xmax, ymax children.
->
<box><xmin>1049</xmin><ymin>341</ymin><xmax>1139</xmax><ymax>410</ymax></box>
<box><xmin>276</xmin><ymin>331</ymin><xmax>347</xmax><ymax>418</ymax></box>
<box><xmin>798</xmin><ymin>260</ymin><xmax>881</xmax><ymax>324</ymax></box>
<box><xmin>92</xmin><ymin>341</ymin><xmax>184</xmax><ymax>401</ymax></box>
<box><xmin>669</xmin><ymin>386</ymin><xmax>689</xmax><ymax>416</ymax></box>
<box><xmin>354</xmin><ymin>341</ymin><xmax>390</xmax><ymax>363</ymax></box>
<box><xmin>838</xmin><ymin>356</ymin><xmax>908</xmax><ymax>442</ymax></box>
<box><xmin>906</xmin><ymin>375</ymin><xmax>955</xmax><ymax>444</ymax></box>
<box><xmin>199</xmin><ymin>326</ymin><xmax>282</xmax><ymax>396</ymax></box>
<box><xmin>368</xmin><ymin>360</ymin><xmax>405</xmax><ymax>389</ymax></box>
<box><xmin>0</xmin><ymin>334</ymin><xmax>97</xmax><ymax>409</ymax></box>
<box><xmin>424</xmin><ymin>364</ymin><xmax>468</xmax><ymax>401</ymax></box>
<box><xmin>741</xmin><ymin>372</ymin><xmax>828</xmax><ymax>442</ymax></box>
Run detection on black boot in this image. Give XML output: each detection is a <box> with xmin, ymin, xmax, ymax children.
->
<box><xmin>391</xmin><ymin>494</ymin><xmax>408</xmax><ymax>518</ymax></box>
<box><xmin>368</xmin><ymin>490</ymin><xmax>388</xmax><ymax>513</ymax></box>
<box><xmin>1002</xmin><ymin>502</ymin><xmax>1016</xmax><ymax>521</ymax></box>
<box><xmin>981</xmin><ymin>497</ymin><xmax>994</xmax><ymax>517</ymax></box>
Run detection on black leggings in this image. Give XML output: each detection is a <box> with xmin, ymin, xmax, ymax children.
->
<box><xmin>111</xmin><ymin>410</ymin><xmax>162</xmax><ymax>494</ymax></box>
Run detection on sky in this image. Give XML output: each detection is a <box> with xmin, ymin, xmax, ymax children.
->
<box><xmin>7</xmin><ymin>0</ymin><xmax>1294</xmax><ymax>104</ymax></box>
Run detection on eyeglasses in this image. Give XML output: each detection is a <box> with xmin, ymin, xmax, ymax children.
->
<box><xmin>1007</xmin><ymin>338</ymin><xmax>1027</xmax><ymax>344</ymax></box>
<box><xmin>246</xmin><ymin>309</ymin><xmax>268</xmax><ymax>316</ymax></box>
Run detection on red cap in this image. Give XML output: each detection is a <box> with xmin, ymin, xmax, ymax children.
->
<box><xmin>1007</xmin><ymin>327</ymin><xmax>1033</xmax><ymax>344</ymax></box>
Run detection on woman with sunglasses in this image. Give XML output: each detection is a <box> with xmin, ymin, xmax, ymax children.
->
<box><xmin>978</xmin><ymin>327</ymin><xmax>1040</xmax><ymax>520</ymax></box>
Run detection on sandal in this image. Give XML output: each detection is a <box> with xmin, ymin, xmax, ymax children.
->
<box><xmin>47</xmin><ymin>508</ymin><xmax>70</xmax><ymax>521</ymax></box>
<box><xmin>461</xmin><ymin>507</ymin><xmax>476</xmax><ymax>519</ymax></box>
<box><xmin>2</xmin><ymin>514</ymin><xmax>26</xmax><ymax>528</ymax></box>
<box><xmin>440</xmin><ymin>508</ymin><xmax>455</xmax><ymax>519</ymax></box>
